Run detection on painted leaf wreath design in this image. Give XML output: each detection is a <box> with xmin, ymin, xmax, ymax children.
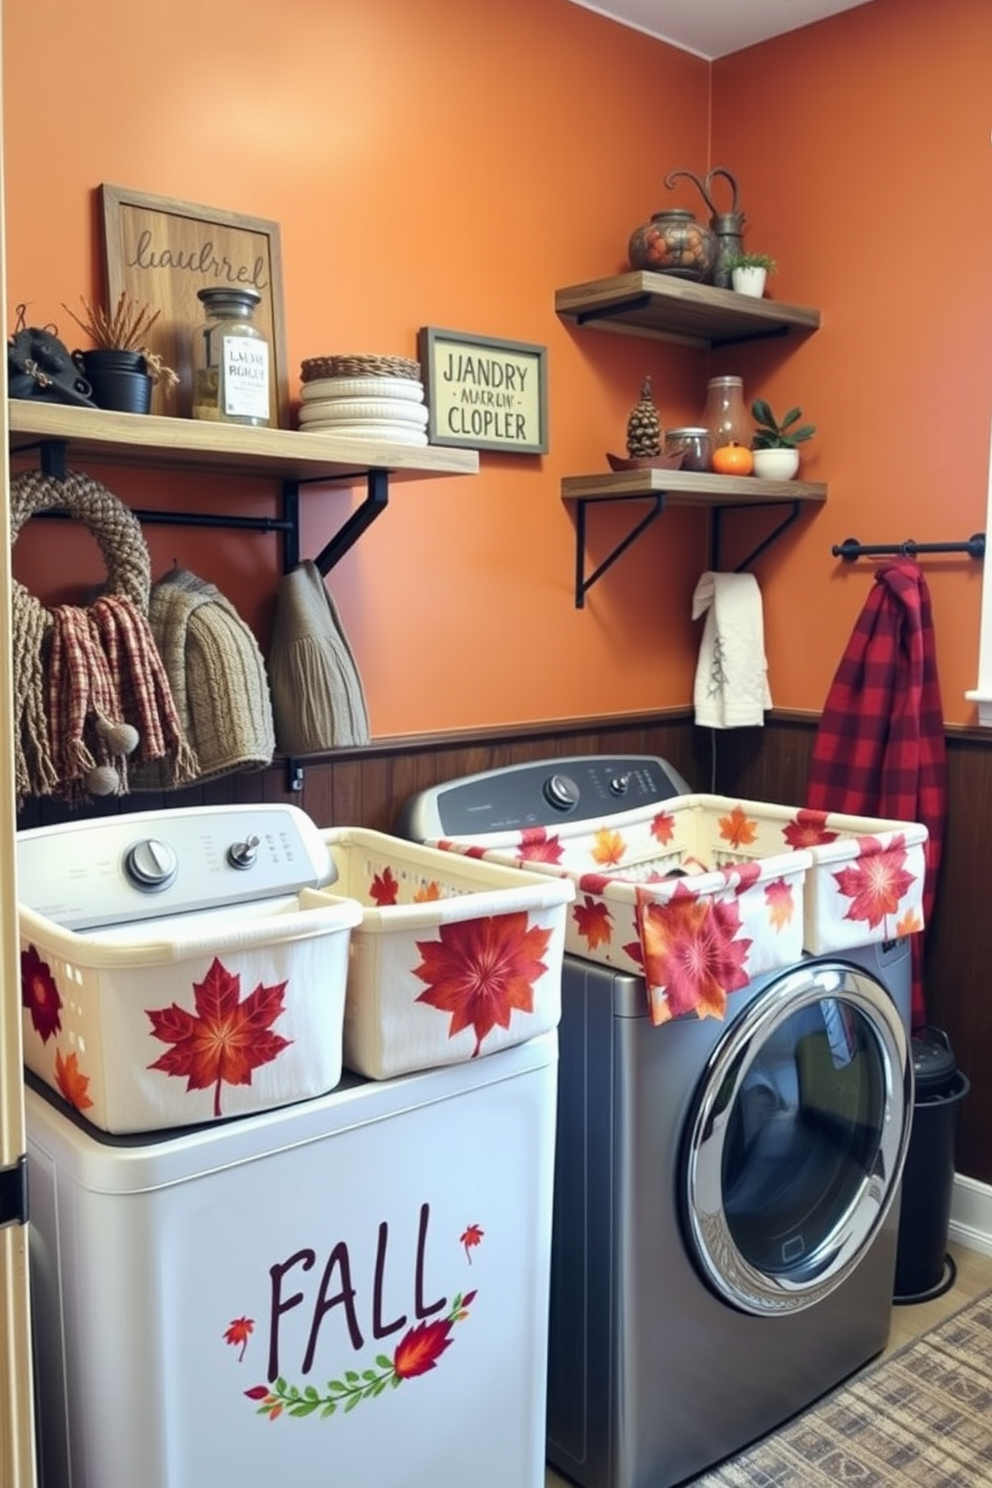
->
<box><xmin>146</xmin><ymin>956</ymin><xmax>292</xmax><ymax>1117</ymax></box>
<box><xmin>413</xmin><ymin>913</ymin><xmax>552</xmax><ymax>1055</ymax></box>
<box><xmin>246</xmin><ymin>1292</ymin><xmax>477</xmax><ymax>1420</ymax></box>
<box><xmin>833</xmin><ymin>835</ymin><xmax>915</xmax><ymax>928</ymax></box>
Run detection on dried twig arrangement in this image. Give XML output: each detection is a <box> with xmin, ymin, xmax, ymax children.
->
<box><xmin>63</xmin><ymin>291</ymin><xmax>161</xmax><ymax>351</ymax></box>
<box><xmin>61</xmin><ymin>291</ymin><xmax>179</xmax><ymax>391</ymax></box>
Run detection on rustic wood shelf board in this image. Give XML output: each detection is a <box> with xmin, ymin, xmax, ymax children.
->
<box><xmin>562</xmin><ymin>471</ymin><xmax>827</xmax><ymax>506</ymax></box>
<box><xmin>555</xmin><ymin>272</ymin><xmax>820</xmax><ymax>349</ymax></box>
<box><xmin>8</xmin><ymin>401</ymin><xmax>479</xmax><ymax>483</ymax></box>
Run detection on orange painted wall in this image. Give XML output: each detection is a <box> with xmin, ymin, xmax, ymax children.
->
<box><xmin>4</xmin><ymin>0</ymin><xmax>989</xmax><ymax>736</ymax></box>
<box><xmin>711</xmin><ymin>0</ymin><xmax>992</xmax><ymax>725</ymax></box>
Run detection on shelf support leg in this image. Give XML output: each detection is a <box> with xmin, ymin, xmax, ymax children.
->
<box><xmin>574</xmin><ymin>495</ymin><xmax>665</xmax><ymax>607</ymax></box>
<box><xmin>313</xmin><ymin>468</ymin><xmax>390</xmax><ymax>577</ymax></box>
<box><xmin>711</xmin><ymin>499</ymin><xmax>803</xmax><ymax>572</ymax></box>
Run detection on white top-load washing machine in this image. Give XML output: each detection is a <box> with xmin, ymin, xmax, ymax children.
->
<box><xmin>398</xmin><ymin>755</ymin><xmax>918</xmax><ymax>1488</ymax></box>
<box><xmin>19</xmin><ymin>804</ymin><xmax>560</xmax><ymax>1488</ymax></box>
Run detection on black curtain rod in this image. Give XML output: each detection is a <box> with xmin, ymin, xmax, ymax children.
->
<box><xmin>832</xmin><ymin>533</ymin><xmax>986</xmax><ymax>563</ymax></box>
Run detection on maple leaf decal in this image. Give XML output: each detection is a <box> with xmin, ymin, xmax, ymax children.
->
<box><xmin>764</xmin><ymin>877</ymin><xmax>796</xmax><ymax>931</ymax></box>
<box><xmin>718</xmin><ymin>804</ymin><xmax>759</xmax><ymax>849</ymax></box>
<box><xmin>146</xmin><ymin>956</ymin><xmax>292</xmax><ymax>1117</ymax></box>
<box><xmin>413</xmin><ymin>913</ymin><xmax>552</xmax><ymax>1056</ymax></box>
<box><xmin>519</xmin><ymin>826</ymin><xmax>564</xmax><ymax>863</ymax></box>
<box><xmin>224</xmin><ymin>1316</ymin><xmax>255</xmax><ymax>1362</ymax></box>
<box><xmin>460</xmin><ymin>1223</ymin><xmax>484</xmax><ymax>1262</ymax></box>
<box><xmin>574</xmin><ymin>895</ymin><xmax>613</xmax><ymax>949</ymax></box>
<box><xmin>370</xmin><ymin>866</ymin><xmax>400</xmax><ymax>906</ymax></box>
<box><xmin>592</xmin><ymin>828</ymin><xmax>626</xmax><ymax>867</ymax></box>
<box><xmin>54</xmin><ymin>1049</ymin><xmax>93</xmax><ymax>1111</ymax></box>
<box><xmin>638</xmin><ymin>885</ymin><xmax>751</xmax><ymax>1022</ymax></box>
<box><xmin>897</xmin><ymin>908</ymin><xmax>924</xmax><ymax>936</ymax></box>
<box><xmin>833</xmin><ymin>835</ymin><xmax>915</xmax><ymax>930</ymax></box>
<box><xmin>783</xmin><ymin>809</ymin><xmax>839</xmax><ymax>851</ymax></box>
<box><xmin>652</xmin><ymin>810</ymin><xmax>676</xmax><ymax>845</ymax></box>
<box><xmin>21</xmin><ymin>944</ymin><xmax>62</xmax><ymax>1042</ymax></box>
<box><xmin>413</xmin><ymin>881</ymin><xmax>442</xmax><ymax>902</ymax></box>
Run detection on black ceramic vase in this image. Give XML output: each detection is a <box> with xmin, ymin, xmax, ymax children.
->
<box><xmin>75</xmin><ymin>350</ymin><xmax>153</xmax><ymax>414</ymax></box>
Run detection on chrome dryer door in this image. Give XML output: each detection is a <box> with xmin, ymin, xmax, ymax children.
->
<box><xmin>682</xmin><ymin>961</ymin><xmax>912</xmax><ymax>1316</ymax></box>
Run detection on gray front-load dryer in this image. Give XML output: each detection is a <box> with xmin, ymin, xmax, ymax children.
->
<box><xmin>398</xmin><ymin>755</ymin><xmax>914</xmax><ymax>1488</ymax></box>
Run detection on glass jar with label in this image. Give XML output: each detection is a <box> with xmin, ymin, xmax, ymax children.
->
<box><xmin>192</xmin><ymin>287</ymin><xmax>270</xmax><ymax>427</ymax></box>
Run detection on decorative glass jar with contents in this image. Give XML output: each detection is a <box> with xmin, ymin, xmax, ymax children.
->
<box><xmin>664</xmin><ymin>426</ymin><xmax>710</xmax><ymax>472</ymax></box>
<box><xmin>701</xmin><ymin>375</ymin><xmax>750</xmax><ymax>463</ymax></box>
<box><xmin>192</xmin><ymin>287</ymin><xmax>270</xmax><ymax>426</ymax></box>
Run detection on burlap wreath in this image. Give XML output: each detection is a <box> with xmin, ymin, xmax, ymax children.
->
<box><xmin>10</xmin><ymin>468</ymin><xmax>197</xmax><ymax>804</ymax></box>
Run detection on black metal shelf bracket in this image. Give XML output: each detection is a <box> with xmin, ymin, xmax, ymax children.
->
<box><xmin>307</xmin><ymin>467</ymin><xmax>390</xmax><ymax>577</ymax></box>
<box><xmin>711</xmin><ymin>499</ymin><xmax>803</xmax><ymax>572</ymax></box>
<box><xmin>832</xmin><ymin>533</ymin><xmax>986</xmax><ymax>563</ymax></box>
<box><xmin>572</xmin><ymin>494</ymin><xmax>665</xmax><ymax>607</ymax></box>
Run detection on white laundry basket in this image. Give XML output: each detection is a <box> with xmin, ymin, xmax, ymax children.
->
<box><xmin>317</xmin><ymin>828</ymin><xmax>575</xmax><ymax>1079</ymax></box>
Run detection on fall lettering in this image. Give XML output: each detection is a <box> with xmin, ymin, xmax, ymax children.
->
<box><xmin>128</xmin><ymin>229</ymin><xmax>269</xmax><ymax>291</ymax></box>
<box><xmin>266</xmin><ymin>1202</ymin><xmax>445</xmax><ymax>1381</ymax></box>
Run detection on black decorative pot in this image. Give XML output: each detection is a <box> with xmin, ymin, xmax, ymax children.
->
<box><xmin>74</xmin><ymin>350</ymin><xmax>153</xmax><ymax>414</ymax></box>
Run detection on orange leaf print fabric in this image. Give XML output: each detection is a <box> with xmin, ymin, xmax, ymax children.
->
<box><xmin>592</xmin><ymin>828</ymin><xmax>627</xmax><ymax>867</ymax></box>
<box><xmin>54</xmin><ymin>1049</ymin><xmax>93</xmax><ymax>1111</ymax></box>
<box><xmin>833</xmin><ymin>835</ymin><xmax>915</xmax><ymax>930</ymax></box>
<box><xmin>574</xmin><ymin>895</ymin><xmax>612</xmax><ymax>950</ymax></box>
<box><xmin>718</xmin><ymin>804</ymin><xmax>759</xmax><ymax>850</ymax></box>
<box><xmin>413</xmin><ymin>913</ymin><xmax>552</xmax><ymax>1056</ymax></box>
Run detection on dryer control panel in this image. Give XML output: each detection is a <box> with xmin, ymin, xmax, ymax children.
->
<box><xmin>396</xmin><ymin>754</ymin><xmax>692</xmax><ymax>841</ymax></box>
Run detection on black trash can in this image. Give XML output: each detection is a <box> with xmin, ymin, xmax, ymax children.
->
<box><xmin>894</xmin><ymin>1027</ymin><xmax>970</xmax><ymax>1303</ymax></box>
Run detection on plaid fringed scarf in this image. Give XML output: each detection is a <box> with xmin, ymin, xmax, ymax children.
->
<box><xmin>806</xmin><ymin>560</ymin><xmax>947</xmax><ymax>1029</ymax></box>
<box><xmin>91</xmin><ymin>594</ymin><xmax>197</xmax><ymax>787</ymax></box>
<box><xmin>47</xmin><ymin>604</ymin><xmax>129</xmax><ymax>802</ymax></box>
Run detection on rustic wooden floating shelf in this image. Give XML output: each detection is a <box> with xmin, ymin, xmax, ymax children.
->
<box><xmin>562</xmin><ymin>470</ymin><xmax>827</xmax><ymax>606</ymax></box>
<box><xmin>555</xmin><ymin>272</ymin><xmax>821</xmax><ymax>350</ymax></box>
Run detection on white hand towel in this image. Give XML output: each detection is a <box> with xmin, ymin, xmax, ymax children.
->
<box><xmin>692</xmin><ymin>571</ymin><xmax>772</xmax><ymax>728</ymax></box>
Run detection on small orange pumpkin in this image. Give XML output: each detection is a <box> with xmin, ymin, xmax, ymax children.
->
<box><xmin>711</xmin><ymin>441</ymin><xmax>754</xmax><ymax>476</ymax></box>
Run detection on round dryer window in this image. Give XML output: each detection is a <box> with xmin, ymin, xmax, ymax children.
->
<box><xmin>682</xmin><ymin>962</ymin><xmax>912</xmax><ymax>1316</ymax></box>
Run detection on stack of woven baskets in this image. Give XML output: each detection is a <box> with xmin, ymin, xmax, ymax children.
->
<box><xmin>297</xmin><ymin>353</ymin><xmax>429</xmax><ymax>446</ymax></box>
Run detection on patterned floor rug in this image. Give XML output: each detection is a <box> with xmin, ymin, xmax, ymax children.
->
<box><xmin>689</xmin><ymin>1289</ymin><xmax>992</xmax><ymax>1486</ymax></box>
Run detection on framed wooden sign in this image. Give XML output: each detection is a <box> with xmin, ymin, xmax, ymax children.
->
<box><xmin>418</xmin><ymin>327</ymin><xmax>548</xmax><ymax>453</ymax></box>
<box><xmin>100</xmin><ymin>184</ymin><xmax>290</xmax><ymax>424</ymax></box>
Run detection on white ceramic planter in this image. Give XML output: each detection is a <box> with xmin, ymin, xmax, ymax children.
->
<box><xmin>731</xmin><ymin>265</ymin><xmax>767</xmax><ymax>297</ymax></box>
<box><xmin>752</xmin><ymin>447</ymin><xmax>800</xmax><ymax>480</ymax></box>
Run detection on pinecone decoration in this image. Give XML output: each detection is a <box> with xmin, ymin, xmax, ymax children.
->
<box><xmin>626</xmin><ymin>376</ymin><xmax>662</xmax><ymax>458</ymax></box>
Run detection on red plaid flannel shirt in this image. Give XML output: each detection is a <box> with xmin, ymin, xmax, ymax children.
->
<box><xmin>806</xmin><ymin>561</ymin><xmax>947</xmax><ymax>1028</ymax></box>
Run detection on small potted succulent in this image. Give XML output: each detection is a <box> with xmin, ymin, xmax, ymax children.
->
<box><xmin>725</xmin><ymin>251</ymin><xmax>777</xmax><ymax>298</ymax></box>
<box><xmin>750</xmin><ymin>398</ymin><xmax>815</xmax><ymax>480</ymax></box>
<box><xmin>62</xmin><ymin>291</ymin><xmax>179</xmax><ymax>412</ymax></box>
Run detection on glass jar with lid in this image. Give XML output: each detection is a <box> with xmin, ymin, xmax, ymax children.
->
<box><xmin>701</xmin><ymin>375</ymin><xmax>750</xmax><ymax>463</ymax></box>
<box><xmin>664</xmin><ymin>426</ymin><xmax>710</xmax><ymax>472</ymax></box>
<box><xmin>192</xmin><ymin>286</ymin><xmax>270</xmax><ymax>426</ymax></box>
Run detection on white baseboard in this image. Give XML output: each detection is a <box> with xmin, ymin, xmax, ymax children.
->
<box><xmin>949</xmin><ymin>1174</ymin><xmax>992</xmax><ymax>1257</ymax></box>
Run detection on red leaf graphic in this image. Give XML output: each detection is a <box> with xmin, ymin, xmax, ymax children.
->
<box><xmin>574</xmin><ymin>895</ymin><xmax>613</xmax><ymax>949</ymax></box>
<box><xmin>413</xmin><ymin>913</ymin><xmax>552</xmax><ymax>1056</ymax></box>
<box><xmin>652</xmin><ymin>810</ymin><xmax>676</xmax><ymax>845</ymax></box>
<box><xmin>519</xmin><ymin>827</ymin><xmax>564</xmax><ymax>863</ymax></box>
<box><xmin>460</xmin><ymin>1223</ymin><xmax>484</xmax><ymax>1261</ymax></box>
<box><xmin>393</xmin><ymin>1317</ymin><xmax>455</xmax><ymax>1379</ymax></box>
<box><xmin>21</xmin><ymin>944</ymin><xmax>62</xmax><ymax>1042</ymax></box>
<box><xmin>370</xmin><ymin>865</ymin><xmax>400</xmax><ymax>906</ymax></box>
<box><xmin>146</xmin><ymin>956</ymin><xmax>291</xmax><ymax>1117</ymax></box>
<box><xmin>638</xmin><ymin>885</ymin><xmax>751</xmax><ymax>1022</ymax></box>
<box><xmin>833</xmin><ymin>836</ymin><xmax>915</xmax><ymax>929</ymax></box>
<box><xmin>783</xmin><ymin>809</ymin><xmax>839</xmax><ymax>850</ymax></box>
<box><xmin>224</xmin><ymin>1315</ymin><xmax>255</xmax><ymax>1362</ymax></box>
<box><xmin>765</xmin><ymin>877</ymin><xmax>796</xmax><ymax>930</ymax></box>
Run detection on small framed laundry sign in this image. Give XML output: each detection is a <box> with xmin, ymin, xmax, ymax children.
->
<box><xmin>418</xmin><ymin>327</ymin><xmax>548</xmax><ymax>453</ymax></box>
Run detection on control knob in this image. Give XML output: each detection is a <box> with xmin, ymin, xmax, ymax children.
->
<box><xmin>543</xmin><ymin>772</ymin><xmax>580</xmax><ymax>811</ymax></box>
<box><xmin>227</xmin><ymin>835</ymin><xmax>261</xmax><ymax>870</ymax></box>
<box><xmin>608</xmin><ymin>773</ymin><xmax>631</xmax><ymax>797</ymax></box>
<box><xmin>124</xmin><ymin>838</ymin><xmax>179</xmax><ymax>892</ymax></box>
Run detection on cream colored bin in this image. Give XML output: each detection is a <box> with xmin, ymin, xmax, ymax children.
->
<box><xmin>430</xmin><ymin>794</ymin><xmax>927</xmax><ymax>1026</ymax></box>
<box><xmin>19</xmin><ymin>891</ymin><xmax>362</xmax><ymax>1135</ymax></box>
<box><xmin>317</xmin><ymin>828</ymin><xmax>575</xmax><ymax>1079</ymax></box>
